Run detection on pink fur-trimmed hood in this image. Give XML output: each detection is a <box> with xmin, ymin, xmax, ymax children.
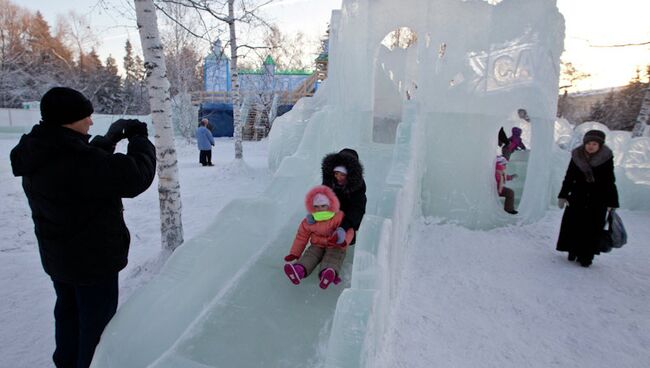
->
<box><xmin>304</xmin><ymin>185</ymin><xmax>340</xmax><ymax>213</ymax></box>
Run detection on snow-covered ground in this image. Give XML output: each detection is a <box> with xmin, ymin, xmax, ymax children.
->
<box><xmin>380</xmin><ymin>213</ymin><xmax>650</xmax><ymax>368</ymax></box>
<box><xmin>0</xmin><ymin>133</ymin><xmax>272</xmax><ymax>368</ymax></box>
<box><xmin>1</xmin><ymin>131</ymin><xmax>649</xmax><ymax>367</ymax></box>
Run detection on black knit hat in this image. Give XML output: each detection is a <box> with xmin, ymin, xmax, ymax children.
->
<box><xmin>40</xmin><ymin>87</ymin><xmax>94</xmax><ymax>126</ymax></box>
<box><xmin>583</xmin><ymin>129</ymin><xmax>606</xmax><ymax>145</ymax></box>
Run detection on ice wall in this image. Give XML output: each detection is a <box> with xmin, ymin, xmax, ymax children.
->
<box><xmin>93</xmin><ymin>1</ymin><xmax>565</xmax><ymax>367</ymax></box>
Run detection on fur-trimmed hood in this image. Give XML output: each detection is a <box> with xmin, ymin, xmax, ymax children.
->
<box><xmin>304</xmin><ymin>185</ymin><xmax>340</xmax><ymax>213</ymax></box>
<box><xmin>321</xmin><ymin>149</ymin><xmax>365</xmax><ymax>193</ymax></box>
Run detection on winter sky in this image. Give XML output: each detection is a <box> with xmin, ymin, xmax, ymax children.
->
<box><xmin>14</xmin><ymin>0</ymin><xmax>650</xmax><ymax>91</ymax></box>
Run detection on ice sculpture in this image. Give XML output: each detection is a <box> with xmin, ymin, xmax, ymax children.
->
<box><xmin>91</xmin><ymin>1</ymin><xmax>565</xmax><ymax>367</ymax></box>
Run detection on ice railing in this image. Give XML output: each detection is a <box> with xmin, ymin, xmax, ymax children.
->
<box><xmin>324</xmin><ymin>101</ymin><xmax>425</xmax><ymax>367</ymax></box>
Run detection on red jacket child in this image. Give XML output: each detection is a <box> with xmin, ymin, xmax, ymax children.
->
<box><xmin>283</xmin><ymin>185</ymin><xmax>354</xmax><ymax>289</ymax></box>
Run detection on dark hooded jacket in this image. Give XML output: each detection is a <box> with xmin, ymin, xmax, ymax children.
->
<box><xmin>10</xmin><ymin>124</ymin><xmax>156</xmax><ymax>284</ymax></box>
<box><xmin>556</xmin><ymin>144</ymin><xmax>619</xmax><ymax>256</ymax></box>
<box><xmin>321</xmin><ymin>149</ymin><xmax>367</xmax><ymax>241</ymax></box>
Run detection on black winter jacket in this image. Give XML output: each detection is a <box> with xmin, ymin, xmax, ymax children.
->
<box><xmin>556</xmin><ymin>147</ymin><xmax>619</xmax><ymax>254</ymax></box>
<box><xmin>321</xmin><ymin>150</ymin><xmax>367</xmax><ymax>236</ymax></box>
<box><xmin>10</xmin><ymin>124</ymin><xmax>156</xmax><ymax>284</ymax></box>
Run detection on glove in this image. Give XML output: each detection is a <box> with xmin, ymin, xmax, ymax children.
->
<box><xmin>123</xmin><ymin>119</ymin><xmax>148</xmax><ymax>139</ymax></box>
<box><xmin>558</xmin><ymin>198</ymin><xmax>568</xmax><ymax>209</ymax></box>
<box><xmin>104</xmin><ymin>119</ymin><xmax>129</xmax><ymax>143</ymax></box>
<box><xmin>335</xmin><ymin>227</ymin><xmax>346</xmax><ymax>244</ymax></box>
<box><xmin>327</xmin><ymin>228</ymin><xmax>348</xmax><ymax>247</ymax></box>
<box><xmin>284</xmin><ymin>254</ymin><xmax>298</xmax><ymax>262</ymax></box>
<box><xmin>305</xmin><ymin>214</ymin><xmax>316</xmax><ymax>225</ymax></box>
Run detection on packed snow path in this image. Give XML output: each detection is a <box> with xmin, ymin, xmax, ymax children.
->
<box><xmin>378</xmin><ymin>212</ymin><xmax>650</xmax><ymax>368</ymax></box>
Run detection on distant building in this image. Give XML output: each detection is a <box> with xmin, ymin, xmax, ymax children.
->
<box><xmin>199</xmin><ymin>39</ymin><xmax>323</xmax><ymax>139</ymax></box>
<box><xmin>203</xmin><ymin>40</ymin><xmax>313</xmax><ymax>98</ymax></box>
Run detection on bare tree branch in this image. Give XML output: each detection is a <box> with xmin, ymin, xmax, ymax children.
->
<box><xmin>590</xmin><ymin>40</ymin><xmax>650</xmax><ymax>48</ymax></box>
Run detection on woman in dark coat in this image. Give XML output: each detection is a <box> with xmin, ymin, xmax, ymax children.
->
<box><xmin>556</xmin><ymin>130</ymin><xmax>619</xmax><ymax>267</ymax></box>
<box><xmin>320</xmin><ymin>148</ymin><xmax>367</xmax><ymax>245</ymax></box>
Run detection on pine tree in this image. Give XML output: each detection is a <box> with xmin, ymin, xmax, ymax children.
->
<box><xmin>100</xmin><ymin>56</ymin><xmax>124</xmax><ymax>114</ymax></box>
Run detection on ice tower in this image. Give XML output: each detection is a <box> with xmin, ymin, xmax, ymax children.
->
<box><xmin>91</xmin><ymin>1</ymin><xmax>564</xmax><ymax>367</ymax></box>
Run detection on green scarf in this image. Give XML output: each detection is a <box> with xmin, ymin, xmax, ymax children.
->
<box><xmin>312</xmin><ymin>211</ymin><xmax>335</xmax><ymax>222</ymax></box>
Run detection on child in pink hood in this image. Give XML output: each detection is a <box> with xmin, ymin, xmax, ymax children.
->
<box><xmin>284</xmin><ymin>185</ymin><xmax>355</xmax><ymax>289</ymax></box>
<box><xmin>495</xmin><ymin>156</ymin><xmax>518</xmax><ymax>214</ymax></box>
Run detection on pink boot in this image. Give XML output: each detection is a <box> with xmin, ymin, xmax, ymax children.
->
<box><xmin>284</xmin><ymin>263</ymin><xmax>305</xmax><ymax>285</ymax></box>
<box><xmin>319</xmin><ymin>268</ymin><xmax>337</xmax><ymax>289</ymax></box>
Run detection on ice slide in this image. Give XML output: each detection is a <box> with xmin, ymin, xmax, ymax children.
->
<box><xmin>93</xmin><ymin>1</ymin><xmax>567</xmax><ymax>366</ymax></box>
<box><xmin>90</xmin><ymin>111</ymin><xmax>399</xmax><ymax>368</ymax></box>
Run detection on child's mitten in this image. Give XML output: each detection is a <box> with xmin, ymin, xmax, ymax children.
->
<box><xmin>335</xmin><ymin>227</ymin><xmax>346</xmax><ymax>244</ymax></box>
<box><xmin>305</xmin><ymin>214</ymin><xmax>316</xmax><ymax>224</ymax></box>
<box><xmin>284</xmin><ymin>254</ymin><xmax>298</xmax><ymax>262</ymax></box>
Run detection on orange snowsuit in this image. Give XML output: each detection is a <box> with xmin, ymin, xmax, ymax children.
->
<box><xmin>288</xmin><ymin>186</ymin><xmax>355</xmax><ymax>259</ymax></box>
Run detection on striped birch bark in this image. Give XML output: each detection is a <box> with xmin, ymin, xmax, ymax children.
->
<box><xmin>134</xmin><ymin>0</ymin><xmax>184</xmax><ymax>251</ymax></box>
<box><xmin>633</xmin><ymin>85</ymin><xmax>650</xmax><ymax>137</ymax></box>
<box><xmin>228</xmin><ymin>0</ymin><xmax>243</xmax><ymax>159</ymax></box>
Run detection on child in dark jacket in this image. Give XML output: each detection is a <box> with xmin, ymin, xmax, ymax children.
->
<box><xmin>284</xmin><ymin>185</ymin><xmax>354</xmax><ymax>289</ymax></box>
<box><xmin>321</xmin><ymin>148</ymin><xmax>367</xmax><ymax>245</ymax></box>
<box><xmin>501</xmin><ymin>127</ymin><xmax>526</xmax><ymax>160</ymax></box>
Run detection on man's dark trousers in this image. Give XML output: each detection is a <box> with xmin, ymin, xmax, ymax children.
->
<box><xmin>52</xmin><ymin>274</ymin><xmax>118</xmax><ymax>368</ymax></box>
<box><xmin>199</xmin><ymin>150</ymin><xmax>212</xmax><ymax>166</ymax></box>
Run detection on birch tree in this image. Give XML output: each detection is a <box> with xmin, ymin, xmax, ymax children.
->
<box><xmin>227</xmin><ymin>0</ymin><xmax>243</xmax><ymax>159</ymax></box>
<box><xmin>134</xmin><ymin>0</ymin><xmax>184</xmax><ymax>252</ymax></box>
<box><xmin>633</xmin><ymin>83</ymin><xmax>650</xmax><ymax>137</ymax></box>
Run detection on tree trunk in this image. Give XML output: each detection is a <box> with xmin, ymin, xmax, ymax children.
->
<box><xmin>134</xmin><ymin>0</ymin><xmax>184</xmax><ymax>252</ymax></box>
<box><xmin>633</xmin><ymin>85</ymin><xmax>650</xmax><ymax>137</ymax></box>
<box><xmin>228</xmin><ymin>0</ymin><xmax>243</xmax><ymax>159</ymax></box>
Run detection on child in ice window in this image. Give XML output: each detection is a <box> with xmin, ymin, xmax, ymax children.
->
<box><xmin>283</xmin><ymin>185</ymin><xmax>354</xmax><ymax>289</ymax></box>
<box><xmin>495</xmin><ymin>156</ymin><xmax>518</xmax><ymax>214</ymax></box>
<box><xmin>501</xmin><ymin>127</ymin><xmax>527</xmax><ymax>160</ymax></box>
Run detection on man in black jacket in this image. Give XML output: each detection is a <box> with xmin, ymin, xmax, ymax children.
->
<box><xmin>10</xmin><ymin>87</ymin><xmax>156</xmax><ymax>368</ymax></box>
<box><xmin>321</xmin><ymin>148</ymin><xmax>367</xmax><ymax>245</ymax></box>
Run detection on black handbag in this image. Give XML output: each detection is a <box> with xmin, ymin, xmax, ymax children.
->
<box><xmin>599</xmin><ymin>210</ymin><xmax>627</xmax><ymax>253</ymax></box>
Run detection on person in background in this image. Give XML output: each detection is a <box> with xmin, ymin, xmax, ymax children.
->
<box><xmin>502</xmin><ymin>127</ymin><xmax>526</xmax><ymax>160</ymax></box>
<box><xmin>10</xmin><ymin>87</ymin><xmax>156</xmax><ymax>368</ymax></box>
<box><xmin>319</xmin><ymin>148</ymin><xmax>367</xmax><ymax>246</ymax></box>
<box><xmin>283</xmin><ymin>185</ymin><xmax>354</xmax><ymax>289</ymax></box>
<box><xmin>495</xmin><ymin>155</ymin><xmax>518</xmax><ymax>214</ymax></box>
<box><xmin>556</xmin><ymin>129</ymin><xmax>619</xmax><ymax>268</ymax></box>
<box><xmin>498</xmin><ymin>127</ymin><xmax>509</xmax><ymax>149</ymax></box>
<box><xmin>517</xmin><ymin>108</ymin><xmax>530</xmax><ymax>122</ymax></box>
<box><xmin>196</xmin><ymin>118</ymin><xmax>215</xmax><ymax>166</ymax></box>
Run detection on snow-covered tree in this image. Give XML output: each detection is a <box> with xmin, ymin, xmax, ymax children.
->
<box><xmin>262</xmin><ymin>25</ymin><xmax>316</xmax><ymax>71</ymax></box>
<box><xmin>159</xmin><ymin>2</ymin><xmax>203</xmax><ymax>140</ymax></box>
<box><xmin>156</xmin><ymin>0</ymin><xmax>275</xmax><ymax>160</ymax></box>
<box><xmin>134</xmin><ymin>0</ymin><xmax>184</xmax><ymax>253</ymax></box>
